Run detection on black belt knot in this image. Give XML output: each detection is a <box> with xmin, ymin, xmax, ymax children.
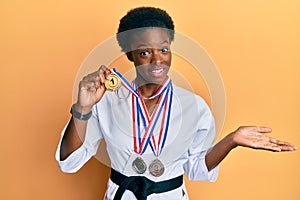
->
<box><xmin>110</xmin><ymin>168</ymin><xmax>183</xmax><ymax>200</ymax></box>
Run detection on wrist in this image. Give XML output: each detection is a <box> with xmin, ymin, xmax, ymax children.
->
<box><xmin>71</xmin><ymin>104</ymin><xmax>92</xmax><ymax>120</ymax></box>
<box><xmin>227</xmin><ymin>132</ymin><xmax>239</xmax><ymax>149</ymax></box>
<box><xmin>73</xmin><ymin>103</ymin><xmax>92</xmax><ymax>114</ymax></box>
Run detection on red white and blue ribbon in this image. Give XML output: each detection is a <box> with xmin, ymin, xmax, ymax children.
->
<box><xmin>111</xmin><ymin>68</ymin><xmax>169</xmax><ymax>99</ymax></box>
<box><xmin>134</xmin><ymin>83</ymin><xmax>172</xmax><ymax>156</ymax></box>
<box><xmin>111</xmin><ymin>68</ymin><xmax>173</xmax><ymax>157</ymax></box>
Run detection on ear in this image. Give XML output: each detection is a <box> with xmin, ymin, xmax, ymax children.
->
<box><xmin>126</xmin><ymin>52</ymin><xmax>133</xmax><ymax>62</ymax></box>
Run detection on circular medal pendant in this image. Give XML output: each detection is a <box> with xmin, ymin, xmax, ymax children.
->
<box><xmin>149</xmin><ymin>159</ymin><xmax>165</xmax><ymax>177</ymax></box>
<box><xmin>132</xmin><ymin>157</ymin><xmax>147</xmax><ymax>174</ymax></box>
<box><xmin>105</xmin><ymin>73</ymin><xmax>121</xmax><ymax>91</ymax></box>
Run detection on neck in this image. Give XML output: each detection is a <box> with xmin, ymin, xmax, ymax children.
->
<box><xmin>135</xmin><ymin>77</ymin><xmax>161</xmax><ymax>98</ymax></box>
<box><xmin>138</xmin><ymin>83</ymin><xmax>161</xmax><ymax>98</ymax></box>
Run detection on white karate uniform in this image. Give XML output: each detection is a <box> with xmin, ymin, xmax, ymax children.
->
<box><xmin>55</xmin><ymin>84</ymin><xmax>218</xmax><ymax>200</ymax></box>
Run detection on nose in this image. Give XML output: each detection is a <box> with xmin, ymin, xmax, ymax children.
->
<box><xmin>151</xmin><ymin>50</ymin><xmax>162</xmax><ymax>64</ymax></box>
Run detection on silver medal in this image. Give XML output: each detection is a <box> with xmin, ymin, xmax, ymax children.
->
<box><xmin>132</xmin><ymin>157</ymin><xmax>147</xmax><ymax>174</ymax></box>
<box><xmin>149</xmin><ymin>159</ymin><xmax>165</xmax><ymax>177</ymax></box>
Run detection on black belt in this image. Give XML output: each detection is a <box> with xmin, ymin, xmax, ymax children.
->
<box><xmin>110</xmin><ymin>168</ymin><xmax>183</xmax><ymax>200</ymax></box>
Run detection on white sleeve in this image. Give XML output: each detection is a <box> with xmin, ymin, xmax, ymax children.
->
<box><xmin>183</xmin><ymin>101</ymin><xmax>219</xmax><ymax>182</ymax></box>
<box><xmin>55</xmin><ymin>106</ymin><xmax>103</xmax><ymax>173</ymax></box>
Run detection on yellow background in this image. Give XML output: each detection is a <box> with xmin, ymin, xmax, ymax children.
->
<box><xmin>1</xmin><ymin>0</ymin><xmax>299</xmax><ymax>199</ymax></box>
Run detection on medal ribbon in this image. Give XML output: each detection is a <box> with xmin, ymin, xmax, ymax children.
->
<box><xmin>112</xmin><ymin>68</ymin><xmax>173</xmax><ymax>157</ymax></box>
<box><xmin>132</xmin><ymin>80</ymin><xmax>173</xmax><ymax>157</ymax></box>
<box><xmin>141</xmin><ymin>87</ymin><xmax>173</xmax><ymax>156</ymax></box>
<box><xmin>111</xmin><ymin>68</ymin><xmax>170</xmax><ymax>99</ymax></box>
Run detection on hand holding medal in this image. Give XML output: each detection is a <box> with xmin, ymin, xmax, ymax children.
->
<box><xmin>76</xmin><ymin>65</ymin><xmax>120</xmax><ymax>112</ymax></box>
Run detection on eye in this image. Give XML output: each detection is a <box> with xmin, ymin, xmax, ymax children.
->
<box><xmin>161</xmin><ymin>47</ymin><xmax>169</xmax><ymax>53</ymax></box>
<box><xmin>139</xmin><ymin>50</ymin><xmax>150</xmax><ymax>56</ymax></box>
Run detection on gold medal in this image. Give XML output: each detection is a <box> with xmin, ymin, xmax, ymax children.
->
<box><xmin>105</xmin><ymin>73</ymin><xmax>121</xmax><ymax>91</ymax></box>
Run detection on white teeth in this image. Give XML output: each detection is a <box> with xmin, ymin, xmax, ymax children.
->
<box><xmin>152</xmin><ymin>69</ymin><xmax>163</xmax><ymax>73</ymax></box>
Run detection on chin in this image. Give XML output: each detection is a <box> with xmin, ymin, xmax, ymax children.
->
<box><xmin>147</xmin><ymin>75</ymin><xmax>168</xmax><ymax>85</ymax></box>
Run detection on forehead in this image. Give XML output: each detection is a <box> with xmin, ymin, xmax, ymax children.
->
<box><xmin>130</xmin><ymin>28</ymin><xmax>170</xmax><ymax>49</ymax></box>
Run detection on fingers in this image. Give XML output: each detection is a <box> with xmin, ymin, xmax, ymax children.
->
<box><xmin>255</xmin><ymin>126</ymin><xmax>272</xmax><ymax>133</ymax></box>
<box><xmin>269</xmin><ymin>137</ymin><xmax>297</xmax><ymax>151</ymax></box>
<box><xmin>236</xmin><ymin>126</ymin><xmax>272</xmax><ymax>135</ymax></box>
<box><xmin>79</xmin><ymin>80</ymin><xmax>97</xmax><ymax>92</ymax></box>
<box><xmin>262</xmin><ymin>142</ymin><xmax>282</xmax><ymax>152</ymax></box>
<box><xmin>97</xmin><ymin>65</ymin><xmax>111</xmax><ymax>84</ymax></box>
<box><xmin>77</xmin><ymin>65</ymin><xmax>112</xmax><ymax>108</ymax></box>
<box><xmin>256</xmin><ymin>128</ymin><xmax>297</xmax><ymax>151</ymax></box>
<box><xmin>235</xmin><ymin>126</ymin><xmax>297</xmax><ymax>152</ymax></box>
<box><xmin>80</xmin><ymin>65</ymin><xmax>111</xmax><ymax>89</ymax></box>
<box><xmin>255</xmin><ymin>134</ymin><xmax>297</xmax><ymax>152</ymax></box>
<box><xmin>244</xmin><ymin>126</ymin><xmax>272</xmax><ymax>133</ymax></box>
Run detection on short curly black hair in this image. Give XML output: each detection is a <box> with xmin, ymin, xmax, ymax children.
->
<box><xmin>117</xmin><ymin>7</ymin><xmax>175</xmax><ymax>53</ymax></box>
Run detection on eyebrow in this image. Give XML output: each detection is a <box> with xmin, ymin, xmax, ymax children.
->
<box><xmin>160</xmin><ymin>40</ymin><xmax>169</xmax><ymax>45</ymax></box>
<box><xmin>135</xmin><ymin>40</ymin><xmax>170</xmax><ymax>49</ymax></box>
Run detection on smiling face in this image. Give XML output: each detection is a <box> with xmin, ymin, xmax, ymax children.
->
<box><xmin>129</xmin><ymin>28</ymin><xmax>172</xmax><ymax>86</ymax></box>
